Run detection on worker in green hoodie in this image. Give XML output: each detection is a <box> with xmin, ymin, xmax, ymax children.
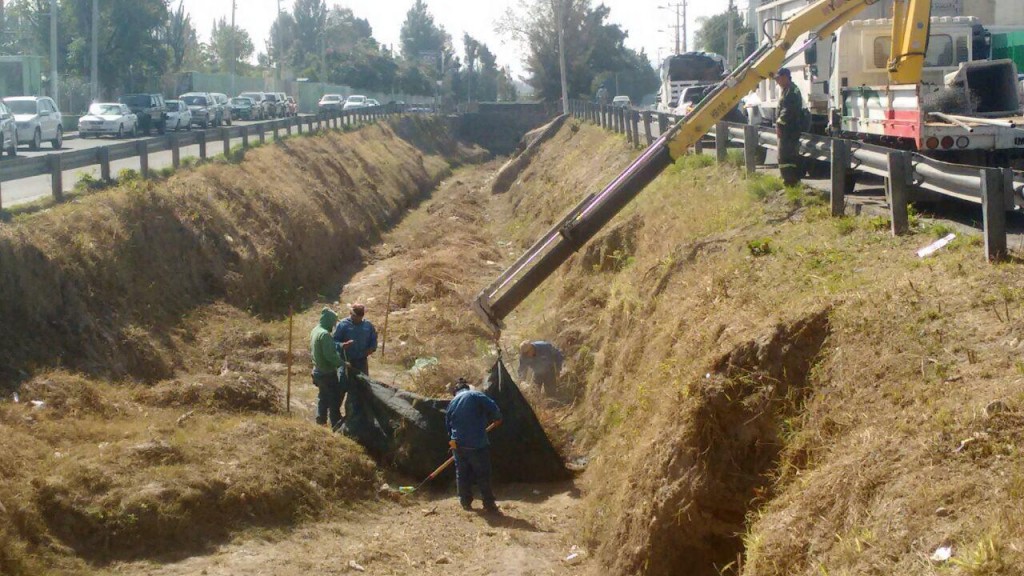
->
<box><xmin>310</xmin><ymin>307</ymin><xmax>345</xmax><ymax>430</ymax></box>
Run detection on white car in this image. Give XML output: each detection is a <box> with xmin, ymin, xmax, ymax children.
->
<box><xmin>165</xmin><ymin>100</ymin><xmax>192</xmax><ymax>131</ymax></box>
<box><xmin>343</xmin><ymin>95</ymin><xmax>367</xmax><ymax>110</ymax></box>
<box><xmin>612</xmin><ymin>95</ymin><xmax>632</xmax><ymax>108</ymax></box>
<box><xmin>0</xmin><ymin>101</ymin><xmax>16</xmax><ymax>157</ymax></box>
<box><xmin>366</xmin><ymin>98</ymin><xmax>381</xmax><ymax>107</ymax></box>
<box><xmin>318</xmin><ymin>94</ymin><xmax>344</xmax><ymax>112</ymax></box>
<box><xmin>78</xmin><ymin>103</ymin><xmax>138</xmax><ymax>138</ymax></box>
<box><xmin>3</xmin><ymin>96</ymin><xmax>63</xmax><ymax>150</ymax></box>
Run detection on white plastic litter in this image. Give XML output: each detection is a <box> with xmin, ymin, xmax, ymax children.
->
<box><xmin>564</xmin><ymin>545</ymin><xmax>587</xmax><ymax>565</ymax></box>
<box><xmin>11</xmin><ymin>392</ymin><xmax>18</xmax><ymax>403</ymax></box>
<box><xmin>347</xmin><ymin>559</ymin><xmax>366</xmax><ymax>571</ymax></box>
<box><xmin>930</xmin><ymin>545</ymin><xmax>953</xmax><ymax>562</ymax></box>
<box><xmin>917</xmin><ymin>233</ymin><xmax>956</xmax><ymax>258</ymax></box>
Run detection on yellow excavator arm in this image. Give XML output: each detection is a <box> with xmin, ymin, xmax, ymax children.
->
<box><xmin>473</xmin><ymin>0</ymin><xmax>932</xmax><ymax>334</ymax></box>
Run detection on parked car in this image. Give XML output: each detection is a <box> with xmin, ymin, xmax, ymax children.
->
<box><xmin>78</xmin><ymin>103</ymin><xmax>138</xmax><ymax>139</ymax></box>
<box><xmin>165</xmin><ymin>99</ymin><xmax>192</xmax><ymax>131</ymax></box>
<box><xmin>3</xmin><ymin>96</ymin><xmax>63</xmax><ymax>150</ymax></box>
<box><xmin>118</xmin><ymin>93</ymin><xmax>167</xmax><ymax>135</ymax></box>
<box><xmin>211</xmin><ymin>93</ymin><xmax>233</xmax><ymax>125</ymax></box>
<box><xmin>180</xmin><ymin>92</ymin><xmax>222</xmax><ymax>128</ymax></box>
<box><xmin>239</xmin><ymin>91</ymin><xmax>270</xmax><ymax>119</ymax></box>
<box><xmin>285</xmin><ymin>96</ymin><xmax>297</xmax><ymax>116</ymax></box>
<box><xmin>612</xmin><ymin>95</ymin><xmax>632</xmax><ymax>108</ymax></box>
<box><xmin>0</xmin><ymin>100</ymin><xmax>16</xmax><ymax>157</ymax></box>
<box><xmin>343</xmin><ymin>95</ymin><xmax>367</xmax><ymax>110</ymax></box>
<box><xmin>273</xmin><ymin>92</ymin><xmax>290</xmax><ymax>116</ymax></box>
<box><xmin>230</xmin><ymin>97</ymin><xmax>257</xmax><ymax>120</ymax></box>
<box><xmin>318</xmin><ymin>93</ymin><xmax>344</xmax><ymax>112</ymax></box>
<box><xmin>366</xmin><ymin>98</ymin><xmax>381</xmax><ymax>107</ymax></box>
<box><xmin>263</xmin><ymin>92</ymin><xmax>283</xmax><ymax>118</ymax></box>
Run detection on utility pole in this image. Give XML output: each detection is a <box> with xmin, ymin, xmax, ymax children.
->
<box><xmin>726</xmin><ymin>0</ymin><xmax>735</xmax><ymax>68</ymax></box>
<box><xmin>230</xmin><ymin>0</ymin><xmax>236</xmax><ymax>96</ymax></box>
<box><xmin>660</xmin><ymin>2</ymin><xmax>687</xmax><ymax>55</ymax></box>
<box><xmin>275</xmin><ymin>0</ymin><xmax>282</xmax><ymax>84</ymax></box>
<box><xmin>49</xmin><ymin>0</ymin><xmax>57</xmax><ymax>103</ymax></box>
<box><xmin>90</xmin><ymin>0</ymin><xmax>98</xmax><ymax>100</ymax></box>
<box><xmin>555</xmin><ymin>0</ymin><xmax>569</xmax><ymax>114</ymax></box>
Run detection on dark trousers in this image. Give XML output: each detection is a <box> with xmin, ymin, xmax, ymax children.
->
<box><xmin>778</xmin><ymin>132</ymin><xmax>803</xmax><ymax>186</ymax></box>
<box><xmin>313</xmin><ymin>370</ymin><xmax>344</xmax><ymax>430</ymax></box>
<box><xmin>454</xmin><ymin>446</ymin><xmax>495</xmax><ymax>507</ymax></box>
<box><xmin>347</xmin><ymin>356</ymin><xmax>369</xmax><ymax>378</ymax></box>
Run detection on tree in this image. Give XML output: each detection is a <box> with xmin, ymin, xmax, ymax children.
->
<box><xmin>399</xmin><ymin>0</ymin><xmax>452</xmax><ymax>76</ymax></box>
<box><xmin>166</xmin><ymin>0</ymin><xmax>199</xmax><ymax>71</ymax></box>
<box><xmin>263</xmin><ymin>11</ymin><xmax>296</xmax><ymax>72</ymax></box>
<box><xmin>292</xmin><ymin>0</ymin><xmax>326</xmax><ymax>75</ymax></box>
<box><xmin>694</xmin><ymin>9</ymin><xmax>752</xmax><ymax>63</ymax></box>
<box><xmin>209</xmin><ymin>17</ymin><xmax>254</xmax><ymax>73</ymax></box>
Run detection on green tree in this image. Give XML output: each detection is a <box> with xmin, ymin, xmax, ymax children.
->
<box><xmin>292</xmin><ymin>0</ymin><xmax>326</xmax><ymax>75</ymax></box>
<box><xmin>262</xmin><ymin>11</ymin><xmax>296</xmax><ymax>72</ymax></box>
<box><xmin>400</xmin><ymin>0</ymin><xmax>447</xmax><ymax>64</ymax></box>
<box><xmin>166</xmin><ymin>0</ymin><xmax>199</xmax><ymax>71</ymax></box>
<box><xmin>694</xmin><ymin>9</ymin><xmax>752</xmax><ymax>64</ymax></box>
<box><xmin>208</xmin><ymin>17</ymin><xmax>254</xmax><ymax>73</ymax></box>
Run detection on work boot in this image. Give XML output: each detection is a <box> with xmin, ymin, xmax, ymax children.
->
<box><xmin>483</xmin><ymin>502</ymin><xmax>501</xmax><ymax>515</ymax></box>
<box><xmin>460</xmin><ymin>500</ymin><xmax>473</xmax><ymax>511</ymax></box>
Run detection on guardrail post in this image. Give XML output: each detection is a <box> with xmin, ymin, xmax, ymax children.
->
<box><xmin>137</xmin><ymin>140</ymin><xmax>149</xmax><ymax>178</ymax></box>
<box><xmin>273</xmin><ymin>121</ymin><xmax>280</xmax><ymax>141</ymax></box>
<box><xmin>170</xmin><ymin>135</ymin><xmax>180</xmax><ymax>168</ymax></box>
<box><xmin>631</xmin><ymin>112</ymin><xmax>641</xmax><ymax>147</ymax></box>
<box><xmin>242</xmin><ymin>125</ymin><xmax>250</xmax><ymax>148</ymax></box>
<box><xmin>98</xmin><ymin>146</ymin><xmax>111</xmax><ymax>181</ymax></box>
<box><xmin>981</xmin><ymin>167</ymin><xmax>1008</xmax><ymax>261</ymax></box>
<box><xmin>197</xmin><ymin>130</ymin><xmax>207</xmax><ymax>159</ymax></box>
<box><xmin>715</xmin><ymin>122</ymin><xmax>728</xmax><ymax>163</ymax></box>
<box><xmin>221</xmin><ymin>128</ymin><xmax>230</xmax><ymax>156</ymax></box>
<box><xmin>308</xmin><ymin>118</ymin><xmax>314</xmax><ymax>133</ymax></box>
<box><xmin>642</xmin><ymin>112</ymin><xmax>653</xmax><ymax>146</ymax></box>
<box><xmin>657</xmin><ymin>113</ymin><xmax>669</xmax><ymax>137</ymax></box>
<box><xmin>297</xmin><ymin>118</ymin><xmax>304</xmax><ymax>134</ymax></box>
<box><xmin>49</xmin><ymin>155</ymin><xmax>64</xmax><ymax>201</ymax></box>
<box><xmin>830</xmin><ymin>138</ymin><xmax>850</xmax><ymax>217</ymax></box>
<box><xmin>258</xmin><ymin>124</ymin><xmax>266</xmax><ymax>145</ymax></box>
<box><xmin>286</xmin><ymin>118</ymin><xmax>293</xmax><ymax>135</ymax></box>
<box><xmin>743</xmin><ymin>125</ymin><xmax>758</xmax><ymax>175</ymax></box>
<box><xmin>886</xmin><ymin>151</ymin><xmax>911</xmax><ymax>235</ymax></box>
<box><xmin>599</xmin><ymin>106</ymin><xmax>607</xmax><ymax>130</ymax></box>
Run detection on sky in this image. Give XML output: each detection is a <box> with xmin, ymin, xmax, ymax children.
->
<box><xmin>177</xmin><ymin>0</ymin><xmax>748</xmax><ymax>79</ymax></box>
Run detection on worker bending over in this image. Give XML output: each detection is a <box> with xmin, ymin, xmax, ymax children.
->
<box><xmin>518</xmin><ymin>340</ymin><xmax>564</xmax><ymax>394</ymax></box>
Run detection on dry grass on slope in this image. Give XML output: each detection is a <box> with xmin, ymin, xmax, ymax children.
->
<box><xmin>495</xmin><ymin>121</ymin><xmax>1024</xmax><ymax>575</ymax></box>
<box><xmin>0</xmin><ymin>118</ymin><xmax>467</xmax><ymax>387</ymax></box>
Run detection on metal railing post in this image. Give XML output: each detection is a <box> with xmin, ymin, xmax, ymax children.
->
<box><xmin>170</xmin><ymin>135</ymin><xmax>180</xmax><ymax>168</ymax></box>
<box><xmin>830</xmin><ymin>138</ymin><xmax>850</xmax><ymax>217</ymax></box>
<box><xmin>198</xmin><ymin>130</ymin><xmax>207</xmax><ymax>159</ymax></box>
<box><xmin>221</xmin><ymin>128</ymin><xmax>231</xmax><ymax>156</ymax></box>
<box><xmin>981</xmin><ymin>167</ymin><xmax>1008</xmax><ymax>261</ymax></box>
<box><xmin>258</xmin><ymin>124</ymin><xmax>266</xmax><ymax>144</ymax></box>
<box><xmin>887</xmin><ymin>151</ymin><xmax>911</xmax><ymax>235</ymax></box>
<box><xmin>49</xmin><ymin>155</ymin><xmax>63</xmax><ymax>201</ymax></box>
<box><xmin>715</xmin><ymin>122</ymin><xmax>728</xmax><ymax>163</ymax></box>
<box><xmin>98</xmin><ymin>146</ymin><xmax>111</xmax><ymax>181</ymax></box>
<box><xmin>642</xmin><ymin>112</ymin><xmax>653</xmax><ymax>146</ymax></box>
<box><xmin>137</xmin><ymin>140</ymin><xmax>149</xmax><ymax>177</ymax></box>
<box><xmin>743</xmin><ymin>125</ymin><xmax>758</xmax><ymax>174</ymax></box>
<box><xmin>241</xmin><ymin>125</ymin><xmax>249</xmax><ymax>148</ymax></box>
<box><xmin>657</xmin><ymin>113</ymin><xmax>669</xmax><ymax>136</ymax></box>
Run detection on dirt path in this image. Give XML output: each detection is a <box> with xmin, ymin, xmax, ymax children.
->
<box><xmin>109</xmin><ymin>161</ymin><xmax>591</xmax><ymax>575</ymax></box>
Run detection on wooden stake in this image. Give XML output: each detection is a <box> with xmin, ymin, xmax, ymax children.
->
<box><xmin>286</xmin><ymin>308</ymin><xmax>294</xmax><ymax>413</ymax></box>
<box><xmin>381</xmin><ymin>276</ymin><xmax>393</xmax><ymax>357</ymax></box>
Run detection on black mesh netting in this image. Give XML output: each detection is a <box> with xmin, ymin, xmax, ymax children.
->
<box><xmin>341</xmin><ymin>359</ymin><xmax>570</xmax><ymax>484</ymax></box>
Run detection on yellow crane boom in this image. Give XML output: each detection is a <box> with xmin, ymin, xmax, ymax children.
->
<box><xmin>473</xmin><ymin>0</ymin><xmax>932</xmax><ymax>334</ymax></box>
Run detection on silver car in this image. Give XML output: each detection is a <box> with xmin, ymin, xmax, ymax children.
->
<box><xmin>0</xmin><ymin>101</ymin><xmax>16</xmax><ymax>157</ymax></box>
<box><xmin>3</xmin><ymin>96</ymin><xmax>63</xmax><ymax>150</ymax></box>
<box><xmin>211</xmin><ymin>93</ymin><xmax>233</xmax><ymax>125</ymax></box>
<box><xmin>165</xmin><ymin>100</ymin><xmax>193</xmax><ymax>131</ymax></box>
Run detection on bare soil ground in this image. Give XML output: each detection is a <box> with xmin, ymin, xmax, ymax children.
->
<box><xmin>105</xmin><ymin>155</ymin><xmax>592</xmax><ymax>575</ymax></box>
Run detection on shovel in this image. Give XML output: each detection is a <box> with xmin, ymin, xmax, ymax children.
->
<box><xmin>400</xmin><ymin>420</ymin><xmax>501</xmax><ymax>495</ymax></box>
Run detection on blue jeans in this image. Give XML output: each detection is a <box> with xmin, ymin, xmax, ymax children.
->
<box><xmin>313</xmin><ymin>370</ymin><xmax>344</xmax><ymax>430</ymax></box>
<box><xmin>454</xmin><ymin>446</ymin><xmax>495</xmax><ymax>507</ymax></box>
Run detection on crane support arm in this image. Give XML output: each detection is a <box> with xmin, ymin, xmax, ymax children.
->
<box><xmin>473</xmin><ymin>0</ymin><xmax>931</xmax><ymax>334</ymax></box>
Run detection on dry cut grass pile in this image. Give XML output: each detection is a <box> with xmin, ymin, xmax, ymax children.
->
<box><xmin>492</xmin><ymin>121</ymin><xmax>1024</xmax><ymax>575</ymax></box>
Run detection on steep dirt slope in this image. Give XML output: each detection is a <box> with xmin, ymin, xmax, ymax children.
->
<box><xmin>494</xmin><ymin>123</ymin><xmax>1024</xmax><ymax>575</ymax></box>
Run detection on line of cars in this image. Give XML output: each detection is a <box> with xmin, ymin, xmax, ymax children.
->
<box><xmin>0</xmin><ymin>90</ymin><xmax>303</xmax><ymax>155</ymax></box>
<box><xmin>317</xmin><ymin>94</ymin><xmax>382</xmax><ymax>113</ymax></box>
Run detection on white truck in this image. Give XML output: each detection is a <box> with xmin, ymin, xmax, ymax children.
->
<box><xmin>750</xmin><ymin>2</ymin><xmax>1024</xmax><ymax>167</ymax></box>
<box><xmin>656</xmin><ymin>51</ymin><xmax>728</xmax><ymax>113</ymax></box>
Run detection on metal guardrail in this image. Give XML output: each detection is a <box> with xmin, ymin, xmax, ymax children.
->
<box><xmin>569</xmin><ymin>98</ymin><xmax>1023</xmax><ymax>261</ymax></box>
<box><xmin>0</xmin><ymin>105</ymin><xmax>402</xmax><ymax>210</ymax></box>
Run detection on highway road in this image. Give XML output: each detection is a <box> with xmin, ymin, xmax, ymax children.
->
<box><xmin>0</xmin><ymin>119</ymin><xmax>292</xmax><ymax>208</ymax></box>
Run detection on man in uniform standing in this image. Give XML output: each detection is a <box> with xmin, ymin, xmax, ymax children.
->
<box><xmin>446</xmin><ymin>378</ymin><xmax>503</xmax><ymax>513</ymax></box>
<box><xmin>774</xmin><ymin>67</ymin><xmax>806</xmax><ymax>187</ymax></box>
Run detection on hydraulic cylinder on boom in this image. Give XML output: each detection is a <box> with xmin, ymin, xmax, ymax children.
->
<box><xmin>473</xmin><ymin>0</ymin><xmax>933</xmax><ymax>334</ymax></box>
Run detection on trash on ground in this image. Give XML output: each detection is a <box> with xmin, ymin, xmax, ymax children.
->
<box><xmin>564</xmin><ymin>545</ymin><xmax>587</xmax><ymax>565</ymax></box>
<box><xmin>409</xmin><ymin>357</ymin><xmax>439</xmax><ymax>375</ymax></box>
<box><xmin>930</xmin><ymin>545</ymin><xmax>953</xmax><ymax>562</ymax></box>
<box><xmin>347</xmin><ymin>559</ymin><xmax>366</xmax><ymax>572</ymax></box>
<box><xmin>11</xmin><ymin>392</ymin><xmax>18</xmax><ymax>403</ymax></box>
<box><xmin>29</xmin><ymin>400</ymin><xmax>45</xmax><ymax>409</ymax></box>
<box><xmin>399</xmin><ymin>486</ymin><xmax>416</xmax><ymax>495</ymax></box>
<box><xmin>421</xmin><ymin>506</ymin><xmax>438</xmax><ymax>516</ymax></box>
<box><xmin>917</xmin><ymin>233</ymin><xmax>956</xmax><ymax>258</ymax></box>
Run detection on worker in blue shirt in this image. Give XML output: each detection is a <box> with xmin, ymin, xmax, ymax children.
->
<box><xmin>332</xmin><ymin>303</ymin><xmax>378</xmax><ymax>378</ymax></box>
<box><xmin>518</xmin><ymin>340</ymin><xmax>564</xmax><ymax>394</ymax></box>
<box><xmin>446</xmin><ymin>378</ymin><xmax>503</xmax><ymax>513</ymax></box>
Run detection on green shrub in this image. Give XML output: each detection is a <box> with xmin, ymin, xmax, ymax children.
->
<box><xmin>747</xmin><ymin>238</ymin><xmax>773</xmax><ymax>257</ymax></box>
<box><xmin>747</xmin><ymin>174</ymin><xmax>784</xmax><ymax>200</ymax></box>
